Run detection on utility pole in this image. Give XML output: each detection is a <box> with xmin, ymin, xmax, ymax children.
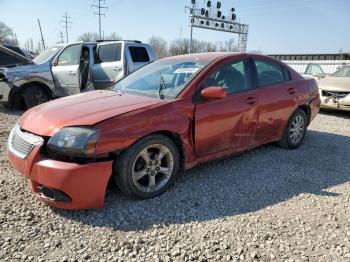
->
<box><xmin>37</xmin><ymin>41</ymin><xmax>42</xmax><ymax>53</ymax></box>
<box><xmin>91</xmin><ymin>0</ymin><xmax>108</xmax><ymax>40</ymax></box>
<box><xmin>58</xmin><ymin>31</ymin><xmax>64</xmax><ymax>43</ymax></box>
<box><xmin>14</xmin><ymin>33</ymin><xmax>18</xmax><ymax>46</ymax></box>
<box><xmin>30</xmin><ymin>39</ymin><xmax>34</xmax><ymax>52</ymax></box>
<box><xmin>61</xmin><ymin>12</ymin><xmax>72</xmax><ymax>43</ymax></box>
<box><xmin>37</xmin><ymin>19</ymin><xmax>46</xmax><ymax>50</ymax></box>
<box><xmin>340</xmin><ymin>48</ymin><xmax>343</xmax><ymax>60</ymax></box>
<box><xmin>25</xmin><ymin>41</ymin><xmax>29</xmax><ymax>53</ymax></box>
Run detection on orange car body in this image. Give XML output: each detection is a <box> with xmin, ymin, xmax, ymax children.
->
<box><xmin>8</xmin><ymin>53</ymin><xmax>321</xmax><ymax>209</ymax></box>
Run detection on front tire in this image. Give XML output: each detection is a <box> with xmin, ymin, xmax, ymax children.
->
<box><xmin>113</xmin><ymin>134</ymin><xmax>180</xmax><ymax>198</ymax></box>
<box><xmin>278</xmin><ymin>109</ymin><xmax>308</xmax><ymax>149</ymax></box>
<box><xmin>23</xmin><ymin>85</ymin><xmax>49</xmax><ymax>109</ymax></box>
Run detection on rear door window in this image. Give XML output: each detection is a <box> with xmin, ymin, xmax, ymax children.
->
<box><xmin>254</xmin><ymin>59</ymin><xmax>289</xmax><ymax>87</ymax></box>
<box><xmin>128</xmin><ymin>46</ymin><xmax>150</xmax><ymax>63</ymax></box>
<box><xmin>98</xmin><ymin>43</ymin><xmax>122</xmax><ymax>63</ymax></box>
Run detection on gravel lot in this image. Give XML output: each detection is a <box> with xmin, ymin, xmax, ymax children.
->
<box><xmin>1</xmin><ymin>106</ymin><xmax>350</xmax><ymax>262</ymax></box>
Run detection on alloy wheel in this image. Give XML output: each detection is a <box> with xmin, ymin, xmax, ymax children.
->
<box><xmin>131</xmin><ymin>144</ymin><xmax>174</xmax><ymax>193</ymax></box>
<box><xmin>289</xmin><ymin>115</ymin><xmax>305</xmax><ymax>144</ymax></box>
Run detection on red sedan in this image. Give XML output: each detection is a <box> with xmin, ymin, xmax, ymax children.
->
<box><xmin>7</xmin><ymin>53</ymin><xmax>320</xmax><ymax>209</ymax></box>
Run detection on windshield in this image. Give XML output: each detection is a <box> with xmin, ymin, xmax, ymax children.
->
<box><xmin>112</xmin><ymin>58</ymin><xmax>210</xmax><ymax>99</ymax></box>
<box><xmin>331</xmin><ymin>66</ymin><xmax>350</xmax><ymax>77</ymax></box>
<box><xmin>33</xmin><ymin>46</ymin><xmax>62</xmax><ymax>64</ymax></box>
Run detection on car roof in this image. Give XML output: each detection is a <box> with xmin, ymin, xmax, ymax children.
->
<box><xmin>163</xmin><ymin>52</ymin><xmax>243</xmax><ymax>62</ymax></box>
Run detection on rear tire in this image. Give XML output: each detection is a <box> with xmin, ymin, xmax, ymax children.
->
<box><xmin>278</xmin><ymin>109</ymin><xmax>308</xmax><ymax>149</ymax></box>
<box><xmin>113</xmin><ymin>134</ymin><xmax>180</xmax><ymax>199</ymax></box>
<box><xmin>23</xmin><ymin>85</ymin><xmax>49</xmax><ymax>109</ymax></box>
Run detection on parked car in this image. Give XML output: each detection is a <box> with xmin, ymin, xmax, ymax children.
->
<box><xmin>302</xmin><ymin>63</ymin><xmax>326</xmax><ymax>80</ymax></box>
<box><xmin>2</xmin><ymin>45</ymin><xmax>31</xmax><ymax>58</ymax></box>
<box><xmin>0</xmin><ymin>45</ymin><xmax>33</xmax><ymax>68</ymax></box>
<box><xmin>7</xmin><ymin>52</ymin><xmax>320</xmax><ymax>209</ymax></box>
<box><xmin>317</xmin><ymin>65</ymin><xmax>350</xmax><ymax>111</ymax></box>
<box><xmin>0</xmin><ymin>40</ymin><xmax>156</xmax><ymax>109</ymax></box>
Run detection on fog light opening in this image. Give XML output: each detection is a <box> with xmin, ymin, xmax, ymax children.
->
<box><xmin>41</xmin><ymin>186</ymin><xmax>55</xmax><ymax>200</ymax></box>
<box><xmin>38</xmin><ymin>185</ymin><xmax>72</xmax><ymax>203</ymax></box>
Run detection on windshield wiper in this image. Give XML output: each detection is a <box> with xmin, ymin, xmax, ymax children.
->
<box><xmin>158</xmin><ymin>71</ymin><xmax>166</xmax><ymax>99</ymax></box>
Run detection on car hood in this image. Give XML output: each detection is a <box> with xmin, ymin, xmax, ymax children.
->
<box><xmin>0</xmin><ymin>45</ymin><xmax>33</xmax><ymax>65</ymax></box>
<box><xmin>318</xmin><ymin>76</ymin><xmax>350</xmax><ymax>92</ymax></box>
<box><xmin>20</xmin><ymin>90</ymin><xmax>167</xmax><ymax>136</ymax></box>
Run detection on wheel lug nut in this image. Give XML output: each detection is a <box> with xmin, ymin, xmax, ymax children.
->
<box><xmin>149</xmin><ymin>161</ymin><xmax>153</xmax><ymax>166</ymax></box>
<box><xmin>156</xmin><ymin>167</ymin><xmax>160</xmax><ymax>171</ymax></box>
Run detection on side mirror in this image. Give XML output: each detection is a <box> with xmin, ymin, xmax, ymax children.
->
<box><xmin>201</xmin><ymin>86</ymin><xmax>227</xmax><ymax>99</ymax></box>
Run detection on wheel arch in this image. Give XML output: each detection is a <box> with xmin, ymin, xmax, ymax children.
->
<box><xmin>9</xmin><ymin>81</ymin><xmax>52</xmax><ymax>109</ymax></box>
<box><xmin>113</xmin><ymin>130</ymin><xmax>185</xmax><ymax>171</ymax></box>
<box><xmin>297</xmin><ymin>104</ymin><xmax>311</xmax><ymax>125</ymax></box>
<box><xmin>153</xmin><ymin>130</ymin><xmax>185</xmax><ymax>170</ymax></box>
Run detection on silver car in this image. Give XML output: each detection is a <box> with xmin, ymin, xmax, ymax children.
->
<box><xmin>0</xmin><ymin>41</ymin><xmax>156</xmax><ymax>109</ymax></box>
<box><xmin>318</xmin><ymin>65</ymin><xmax>350</xmax><ymax>111</ymax></box>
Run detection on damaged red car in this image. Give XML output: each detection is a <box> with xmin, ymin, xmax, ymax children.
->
<box><xmin>7</xmin><ymin>53</ymin><xmax>320</xmax><ymax>209</ymax></box>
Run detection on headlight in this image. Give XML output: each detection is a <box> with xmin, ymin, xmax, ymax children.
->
<box><xmin>47</xmin><ymin>127</ymin><xmax>99</xmax><ymax>157</ymax></box>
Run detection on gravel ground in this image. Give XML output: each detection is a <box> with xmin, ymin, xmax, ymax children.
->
<box><xmin>1</xmin><ymin>106</ymin><xmax>350</xmax><ymax>262</ymax></box>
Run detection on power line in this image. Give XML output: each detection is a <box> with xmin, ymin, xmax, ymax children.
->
<box><xmin>60</xmin><ymin>12</ymin><xmax>72</xmax><ymax>43</ymax></box>
<box><xmin>91</xmin><ymin>0</ymin><xmax>108</xmax><ymax>40</ymax></box>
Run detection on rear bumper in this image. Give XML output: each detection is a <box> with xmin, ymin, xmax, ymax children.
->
<box><xmin>8</xmin><ymin>146</ymin><xmax>113</xmax><ymax>209</ymax></box>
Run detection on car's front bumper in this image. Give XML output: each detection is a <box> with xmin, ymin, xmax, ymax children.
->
<box><xmin>0</xmin><ymin>81</ymin><xmax>10</xmax><ymax>103</ymax></box>
<box><xmin>8</xmin><ymin>145</ymin><xmax>113</xmax><ymax>209</ymax></box>
<box><xmin>320</xmin><ymin>91</ymin><xmax>350</xmax><ymax>112</ymax></box>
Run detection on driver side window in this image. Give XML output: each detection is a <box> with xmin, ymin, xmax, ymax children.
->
<box><xmin>57</xmin><ymin>45</ymin><xmax>81</xmax><ymax>66</ymax></box>
<box><xmin>202</xmin><ymin>60</ymin><xmax>251</xmax><ymax>95</ymax></box>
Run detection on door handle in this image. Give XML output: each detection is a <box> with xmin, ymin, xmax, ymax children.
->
<box><xmin>246</xmin><ymin>97</ymin><xmax>257</xmax><ymax>105</ymax></box>
<box><xmin>288</xmin><ymin>87</ymin><xmax>296</xmax><ymax>94</ymax></box>
<box><xmin>113</xmin><ymin>66</ymin><xmax>122</xmax><ymax>72</ymax></box>
<box><xmin>68</xmin><ymin>71</ymin><xmax>77</xmax><ymax>76</ymax></box>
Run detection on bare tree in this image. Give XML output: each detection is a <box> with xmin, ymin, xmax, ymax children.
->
<box><xmin>0</xmin><ymin>21</ymin><xmax>16</xmax><ymax>45</ymax></box>
<box><xmin>106</xmin><ymin>32</ymin><xmax>122</xmax><ymax>40</ymax></box>
<box><xmin>148</xmin><ymin>36</ymin><xmax>168</xmax><ymax>58</ymax></box>
<box><xmin>169</xmin><ymin>38</ymin><xmax>190</xmax><ymax>56</ymax></box>
<box><xmin>224</xmin><ymin>38</ymin><xmax>238</xmax><ymax>52</ymax></box>
<box><xmin>202</xmin><ymin>41</ymin><xmax>217</xmax><ymax>52</ymax></box>
<box><xmin>77</xmin><ymin>32</ymin><xmax>121</xmax><ymax>41</ymax></box>
<box><xmin>77</xmin><ymin>32</ymin><xmax>100</xmax><ymax>41</ymax></box>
